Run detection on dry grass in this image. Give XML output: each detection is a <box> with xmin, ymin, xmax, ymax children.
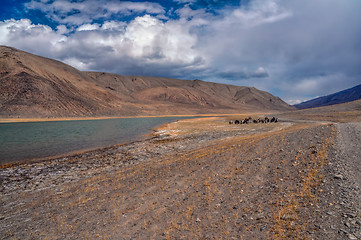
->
<box><xmin>271</xmin><ymin>129</ymin><xmax>333</xmax><ymax>239</ymax></box>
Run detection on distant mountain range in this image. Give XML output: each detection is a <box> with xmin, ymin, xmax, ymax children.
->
<box><xmin>295</xmin><ymin>84</ymin><xmax>361</xmax><ymax>109</ymax></box>
<box><xmin>0</xmin><ymin>46</ymin><xmax>294</xmax><ymax>118</ymax></box>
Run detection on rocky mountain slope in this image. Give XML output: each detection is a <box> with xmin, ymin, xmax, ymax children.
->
<box><xmin>0</xmin><ymin>46</ymin><xmax>294</xmax><ymax>117</ymax></box>
<box><xmin>295</xmin><ymin>84</ymin><xmax>361</xmax><ymax>109</ymax></box>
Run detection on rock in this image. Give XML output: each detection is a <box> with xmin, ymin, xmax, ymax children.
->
<box><xmin>281</xmin><ymin>214</ymin><xmax>295</xmax><ymax>221</ymax></box>
<box><xmin>344</xmin><ymin>213</ymin><xmax>357</xmax><ymax>218</ymax></box>
<box><xmin>334</xmin><ymin>174</ymin><xmax>344</xmax><ymax>180</ymax></box>
<box><xmin>347</xmin><ymin>233</ymin><xmax>357</xmax><ymax>240</ymax></box>
<box><xmin>339</xmin><ymin>229</ymin><xmax>349</xmax><ymax>234</ymax></box>
<box><xmin>255</xmin><ymin>213</ymin><xmax>265</xmax><ymax>220</ymax></box>
<box><xmin>326</xmin><ymin>211</ymin><xmax>335</xmax><ymax>216</ymax></box>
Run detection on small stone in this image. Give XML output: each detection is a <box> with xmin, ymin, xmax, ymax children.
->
<box><xmin>339</xmin><ymin>229</ymin><xmax>349</xmax><ymax>234</ymax></box>
<box><xmin>345</xmin><ymin>213</ymin><xmax>356</xmax><ymax>218</ymax></box>
<box><xmin>334</xmin><ymin>174</ymin><xmax>344</xmax><ymax>180</ymax></box>
<box><xmin>347</xmin><ymin>233</ymin><xmax>357</xmax><ymax>240</ymax></box>
<box><xmin>281</xmin><ymin>214</ymin><xmax>295</xmax><ymax>220</ymax></box>
<box><xmin>196</xmin><ymin>218</ymin><xmax>201</xmax><ymax>222</ymax></box>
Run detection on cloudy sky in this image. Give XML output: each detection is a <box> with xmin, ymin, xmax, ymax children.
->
<box><xmin>1</xmin><ymin>0</ymin><xmax>360</xmax><ymax>104</ymax></box>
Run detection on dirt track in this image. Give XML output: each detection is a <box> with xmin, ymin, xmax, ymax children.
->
<box><xmin>0</xmin><ymin>117</ymin><xmax>360</xmax><ymax>239</ymax></box>
<box><xmin>328</xmin><ymin>122</ymin><xmax>361</xmax><ymax>239</ymax></box>
<box><xmin>335</xmin><ymin>123</ymin><xmax>361</xmax><ymax>188</ymax></box>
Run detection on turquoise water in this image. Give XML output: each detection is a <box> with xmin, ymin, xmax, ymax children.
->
<box><xmin>0</xmin><ymin>117</ymin><xmax>189</xmax><ymax>164</ymax></box>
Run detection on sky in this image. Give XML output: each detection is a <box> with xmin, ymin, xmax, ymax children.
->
<box><xmin>0</xmin><ymin>0</ymin><xmax>360</xmax><ymax>104</ymax></box>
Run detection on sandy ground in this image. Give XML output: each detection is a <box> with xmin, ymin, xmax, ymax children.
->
<box><xmin>0</xmin><ymin>116</ymin><xmax>360</xmax><ymax>239</ymax></box>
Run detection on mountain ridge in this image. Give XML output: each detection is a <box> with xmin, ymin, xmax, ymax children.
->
<box><xmin>295</xmin><ymin>84</ymin><xmax>361</xmax><ymax>109</ymax></box>
<box><xmin>0</xmin><ymin>46</ymin><xmax>294</xmax><ymax>117</ymax></box>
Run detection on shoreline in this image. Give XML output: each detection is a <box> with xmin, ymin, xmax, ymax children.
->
<box><xmin>0</xmin><ymin>112</ymin><xmax>276</xmax><ymax>123</ymax></box>
<box><xmin>0</xmin><ymin>115</ymin><xmax>279</xmax><ymax>167</ymax></box>
<box><xmin>0</xmin><ymin>116</ymin><xmax>195</xmax><ymax>167</ymax></box>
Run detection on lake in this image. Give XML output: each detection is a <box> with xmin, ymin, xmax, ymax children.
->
<box><xmin>0</xmin><ymin>116</ymin><xmax>191</xmax><ymax>164</ymax></box>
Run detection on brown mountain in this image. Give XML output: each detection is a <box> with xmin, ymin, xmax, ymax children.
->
<box><xmin>0</xmin><ymin>46</ymin><xmax>294</xmax><ymax>117</ymax></box>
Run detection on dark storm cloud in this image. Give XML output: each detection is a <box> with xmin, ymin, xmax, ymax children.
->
<box><xmin>197</xmin><ymin>0</ymin><xmax>361</xmax><ymax>102</ymax></box>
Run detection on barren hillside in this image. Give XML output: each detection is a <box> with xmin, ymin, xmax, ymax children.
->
<box><xmin>277</xmin><ymin>99</ymin><xmax>361</xmax><ymax>122</ymax></box>
<box><xmin>295</xmin><ymin>84</ymin><xmax>361</xmax><ymax>109</ymax></box>
<box><xmin>0</xmin><ymin>46</ymin><xmax>294</xmax><ymax>117</ymax></box>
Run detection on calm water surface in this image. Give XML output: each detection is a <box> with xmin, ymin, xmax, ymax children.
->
<box><xmin>0</xmin><ymin>117</ymin><xmax>190</xmax><ymax>164</ymax></box>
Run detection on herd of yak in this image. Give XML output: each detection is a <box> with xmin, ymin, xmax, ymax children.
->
<box><xmin>229</xmin><ymin>116</ymin><xmax>278</xmax><ymax>125</ymax></box>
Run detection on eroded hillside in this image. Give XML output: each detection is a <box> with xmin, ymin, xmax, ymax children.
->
<box><xmin>0</xmin><ymin>46</ymin><xmax>294</xmax><ymax>117</ymax></box>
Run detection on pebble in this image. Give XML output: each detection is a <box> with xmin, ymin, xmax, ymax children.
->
<box><xmin>348</xmin><ymin>233</ymin><xmax>357</xmax><ymax>239</ymax></box>
<box><xmin>345</xmin><ymin>213</ymin><xmax>357</xmax><ymax>218</ymax></box>
<box><xmin>326</xmin><ymin>211</ymin><xmax>335</xmax><ymax>216</ymax></box>
<box><xmin>334</xmin><ymin>174</ymin><xmax>344</xmax><ymax>180</ymax></box>
<box><xmin>255</xmin><ymin>213</ymin><xmax>265</xmax><ymax>220</ymax></box>
<box><xmin>340</xmin><ymin>229</ymin><xmax>349</xmax><ymax>234</ymax></box>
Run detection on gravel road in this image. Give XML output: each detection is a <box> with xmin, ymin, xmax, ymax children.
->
<box><xmin>335</xmin><ymin>123</ymin><xmax>361</xmax><ymax>188</ymax></box>
<box><xmin>329</xmin><ymin>122</ymin><xmax>361</xmax><ymax>239</ymax></box>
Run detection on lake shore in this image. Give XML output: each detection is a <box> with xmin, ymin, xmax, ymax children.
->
<box><xmin>1</xmin><ymin>116</ymin><xmax>214</xmax><ymax>165</ymax></box>
<box><xmin>1</xmin><ymin>116</ymin><xmax>360</xmax><ymax>239</ymax></box>
<box><xmin>0</xmin><ymin>113</ymin><xmax>247</xmax><ymax>123</ymax></box>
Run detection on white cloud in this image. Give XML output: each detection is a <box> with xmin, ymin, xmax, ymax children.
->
<box><xmin>284</xmin><ymin>99</ymin><xmax>309</xmax><ymax>105</ymax></box>
<box><xmin>1</xmin><ymin>0</ymin><xmax>361</xmax><ymax>103</ymax></box>
<box><xmin>0</xmin><ymin>15</ymin><xmax>203</xmax><ymax>75</ymax></box>
<box><xmin>223</xmin><ymin>0</ymin><xmax>292</xmax><ymax>28</ymax></box>
<box><xmin>173</xmin><ymin>0</ymin><xmax>196</xmax><ymax>3</ymax></box>
<box><xmin>63</xmin><ymin>57</ymin><xmax>90</xmax><ymax>71</ymax></box>
<box><xmin>123</xmin><ymin>15</ymin><xmax>201</xmax><ymax>64</ymax></box>
<box><xmin>56</xmin><ymin>25</ymin><xmax>69</xmax><ymax>34</ymax></box>
<box><xmin>25</xmin><ymin>0</ymin><xmax>165</xmax><ymax>25</ymax></box>
<box><xmin>77</xmin><ymin>23</ymin><xmax>100</xmax><ymax>31</ymax></box>
<box><xmin>101</xmin><ymin>21</ymin><xmax>126</xmax><ymax>31</ymax></box>
<box><xmin>253</xmin><ymin>67</ymin><xmax>269</xmax><ymax>77</ymax></box>
<box><xmin>0</xmin><ymin>19</ymin><xmax>67</xmax><ymax>57</ymax></box>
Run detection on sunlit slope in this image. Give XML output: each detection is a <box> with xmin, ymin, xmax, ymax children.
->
<box><xmin>0</xmin><ymin>46</ymin><xmax>294</xmax><ymax>117</ymax></box>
